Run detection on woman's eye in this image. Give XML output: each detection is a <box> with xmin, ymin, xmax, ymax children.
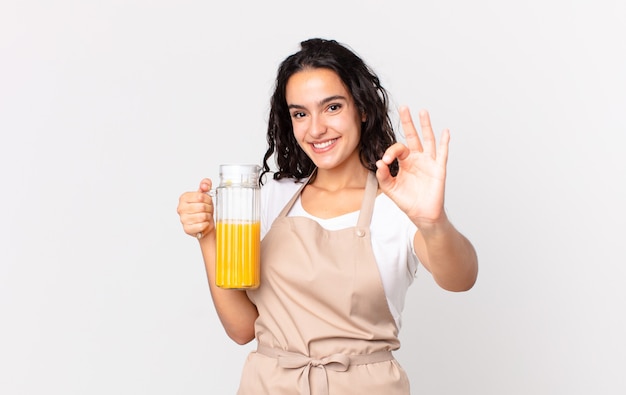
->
<box><xmin>291</xmin><ymin>111</ymin><xmax>305</xmax><ymax>119</ymax></box>
<box><xmin>328</xmin><ymin>103</ymin><xmax>342</xmax><ymax>112</ymax></box>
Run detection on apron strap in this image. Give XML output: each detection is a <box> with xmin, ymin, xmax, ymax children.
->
<box><xmin>355</xmin><ymin>171</ymin><xmax>378</xmax><ymax>233</ymax></box>
<box><xmin>256</xmin><ymin>344</ymin><xmax>394</xmax><ymax>395</ymax></box>
<box><xmin>276</xmin><ymin>170</ymin><xmax>315</xmax><ymax>219</ymax></box>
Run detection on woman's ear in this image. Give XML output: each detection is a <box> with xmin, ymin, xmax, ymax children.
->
<box><xmin>361</xmin><ymin>112</ymin><xmax>367</xmax><ymax>122</ymax></box>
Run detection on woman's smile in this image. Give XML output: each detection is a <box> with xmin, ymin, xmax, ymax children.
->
<box><xmin>311</xmin><ymin>137</ymin><xmax>339</xmax><ymax>151</ymax></box>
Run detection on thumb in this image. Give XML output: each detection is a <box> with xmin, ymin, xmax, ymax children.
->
<box><xmin>198</xmin><ymin>178</ymin><xmax>212</xmax><ymax>193</ymax></box>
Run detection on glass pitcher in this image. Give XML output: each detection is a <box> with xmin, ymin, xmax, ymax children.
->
<box><xmin>214</xmin><ymin>164</ymin><xmax>261</xmax><ymax>289</ymax></box>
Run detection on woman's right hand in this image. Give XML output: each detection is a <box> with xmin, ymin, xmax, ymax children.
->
<box><xmin>177</xmin><ymin>178</ymin><xmax>214</xmax><ymax>240</ymax></box>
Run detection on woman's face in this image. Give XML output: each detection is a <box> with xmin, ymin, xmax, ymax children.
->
<box><xmin>285</xmin><ymin>68</ymin><xmax>364</xmax><ymax>172</ymax></box>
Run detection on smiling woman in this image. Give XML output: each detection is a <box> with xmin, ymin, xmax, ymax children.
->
<box><xmin>286</xmin><ymin>68</ymin><xmax>365</xmax><ymax>180</ymax></box>
<box><xmin>176</xmin><ymin>38</ymin><xmax>478</xmax><ymax>394</ymax></box>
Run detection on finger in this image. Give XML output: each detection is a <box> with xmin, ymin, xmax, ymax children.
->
<box><xmin>187</xmin><ymin>199</ymin><xmax>213</xmax><ymax>214</ymax></box>
<box><xmin>183</xmin><ymin>211</ymin><xmax>213</xmax><ymax>226</ymax></box>
<box><xmin>178</xmin><ymin>203</ymin><xmax>214</xmax><ymax>225</ymax></box>
<box><xmin>178</xmin><ymin>192</ymin><xmax>213</xmax><ymax>219</ymax></box>
<box><xmin>437</xmin><ymin>128</ymin><xmax>451</xmax><ymax>167</ymax></box>
<box><xmin>399</xmin><ymin>106</ymin><xmax>423</xmax><ymax>152</ymax></box>
<box><xmin>183</xmin><ymin>221</ymin><xmax>212</xmax><ymax>238</ymax></box>
<box><xmin>418</xmin><ymin>110</ymin><xmax>437</xmax><ymax>157</ymax></box>
<box><xmin>179</xmin><ymin>191</ymin><xmax>211</xmax><ymax>207</ymax></box>
<box><xmin>382</xmin><ymin>142</ymin><xmax>410</xmax><ymax>165</ymax></box>
<box><xmin>181</xmin><ymin>210</ymin><xmax>214</xmax><ymax>234</ymax></box>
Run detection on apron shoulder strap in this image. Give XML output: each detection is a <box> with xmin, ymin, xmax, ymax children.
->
<box><xmin>356</xmin><ymin>172</ymin><xmax>378</xmax><ymax>231</ymax></box>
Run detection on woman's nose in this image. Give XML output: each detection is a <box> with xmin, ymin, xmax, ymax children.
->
<box><xmin>308</xmin><ymin>115</ymin><xmax>327</xmax><ymax>138</ymax></box>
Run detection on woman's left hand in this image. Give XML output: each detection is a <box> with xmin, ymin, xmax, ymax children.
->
<box><xmin>375</xmin><ymin>107</ymin><xmax>449</xmax><ymax>227</ymax></box>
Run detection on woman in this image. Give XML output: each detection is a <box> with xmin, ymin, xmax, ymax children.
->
<box><xmin>177</xmin><ymin>38</ymin><xmax>478</xmax><ymax>394</ymax></box>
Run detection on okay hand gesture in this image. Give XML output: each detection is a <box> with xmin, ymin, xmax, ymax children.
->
<box><xmin>375</xmin><ymin>107</ymin><xmax>450</xmax><ymax>227</ymax></box>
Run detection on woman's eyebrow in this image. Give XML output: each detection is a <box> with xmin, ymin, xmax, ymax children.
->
<box><xmin>288</xmin><ymin>95</ymin><xmax>348</xmax><ymax>110</ymax></box>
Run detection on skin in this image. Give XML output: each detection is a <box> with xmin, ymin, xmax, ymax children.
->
<box><xmin>177</xmin><ymin>67</ymin><xmax>478</xmax><ymax>344</ymax></box>
<box><xmin>286</xmin><ymin>68</ymin><xmax>370</xmax><ymax>217</ymax></box>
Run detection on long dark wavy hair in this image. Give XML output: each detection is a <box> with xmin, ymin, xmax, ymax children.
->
<box><xmin>260</xmin><ymin>38</ymin><xmax>398</xmax><ymax>183</ymax></box>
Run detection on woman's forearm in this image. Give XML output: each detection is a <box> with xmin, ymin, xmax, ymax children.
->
<box><xmin>199</xmin><ymin>233</ymin><xmax>259</xmax><ymax>344</ymax></box>
<box><xmin>414</xmin><ymin>214</ymin><xmax>478</xmax><ymax>292</ymax></box>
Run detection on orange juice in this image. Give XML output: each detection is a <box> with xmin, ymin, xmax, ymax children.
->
<box><xmin>215</xmin><ymin>220</ymin><xmax>261</xmax><ymax>289</ymax></box>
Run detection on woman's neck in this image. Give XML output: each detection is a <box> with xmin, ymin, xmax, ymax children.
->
<box><xmin>310</xmin><ymin>163</ymin><xmax>370</xmax><ymax>192</ymax></box>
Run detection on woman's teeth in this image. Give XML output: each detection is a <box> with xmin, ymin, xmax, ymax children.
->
<box><xmin>313</xmin><ymin>139</ymin><xmax>336</xmax><ymax>149</ymax></box>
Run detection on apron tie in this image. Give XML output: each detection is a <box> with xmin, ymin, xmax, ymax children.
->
<box><xmin>257</xmin><ymin>345</ymin><xmax>394</xmax><ymax>395</ymax></box>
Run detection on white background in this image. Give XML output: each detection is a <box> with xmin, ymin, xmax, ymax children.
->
<box><xmin>1</xmin><ymin>1</ymin><xmax>625</xmax><ymax>394</ymax></box>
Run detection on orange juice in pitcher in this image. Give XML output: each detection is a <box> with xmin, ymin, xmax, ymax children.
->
<box><xmin>214</xmin><ymin>164</ymin><xmax>261</xmax><ymax>289</ymax></box>
<box><xmin>216</xmin><ymin>220</ymin><xmax>260</xmax><ymax>288</ymax></box>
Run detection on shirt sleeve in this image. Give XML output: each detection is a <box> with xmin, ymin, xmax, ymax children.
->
<box><xmin>260</xmin><ymin>180</ymin><xmax>274</xmax><ymax>240</ymax></box>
